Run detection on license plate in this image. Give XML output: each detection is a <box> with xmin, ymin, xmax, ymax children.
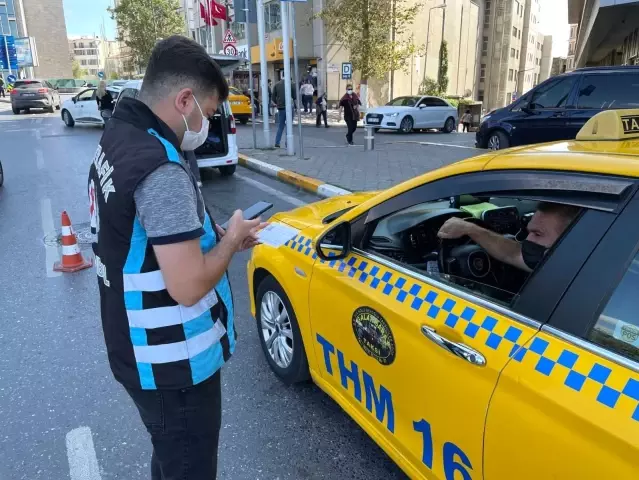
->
<box><xmin>232</xmin><ymin>101</ymin><xmax>241</xmax><ymax>105</ymax></box>
<box><xmin>22</xmin><ymin>93</ymin><xmax>35</xmax><ymax>97</ymax></box>
<box><xmin>368</xmin><ymin>118</ymin><xmax>380</xmax><ymax>124</ymax></box>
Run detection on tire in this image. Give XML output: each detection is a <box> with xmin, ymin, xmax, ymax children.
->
<box><xmin>24</xmin><ymin>108</ymin><xmax>30</xmax><ymax>114</ymax></box>
<box><xmin>256</xmin><ymin>275</ymin><xmax>310</xmax><ymax>385</ymax></box>
<box><xmin>399</xmin><ymin>116</ymin><xmax>414</xmax><ymax>133</ymax></box>
<box><xmin>62</xmin><ymin>109</ymin><xmax>75</xmax><ymax>127</ymax></box>
<box><xmin>374</xmin><ymin>128</ymin><xmax>380</xmax><ymax>133</ymax></box>
<box><xmin>0</xmin><ymin>160</ymin><xmax>4</xmax><ymax>187</ymax></box>
<box><xmin>12</xmin><ymin>107</ymin><xmax>20</xmax><ymax>114</ymax></box>
<box><xmin>488</xmin><ymin>130</ymin><xmax>509</xmax><ymax>151</ymax></box>
<box><xmin>219</xmin><ymin>165</ymin><xmax>236</xmax><ymax>176</ymax></box>
<box><xmin>46</xmin><ymin>105</ymin><xmax>54</xmax><ymax>113</ymax></box>
<box><xmin>443</xmin><ymin>116</ymin><xmax>456</xmax><ymax>133</ymax></box>
<box><xmin>239</xmin><ymin>117</ymin><xmax>249</xmax><ymax>125</ymax></box>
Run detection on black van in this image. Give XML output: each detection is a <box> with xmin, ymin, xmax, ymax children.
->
<box><xmin>476</xmin><ymin>66</ymin><xmax>639</xmax><ymax>150</ymax></box>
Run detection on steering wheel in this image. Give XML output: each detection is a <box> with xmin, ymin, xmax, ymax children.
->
<box><xmin>438</xmin><ymin>218</ymin><xmax>494</xmax><ymax>280</ymax></box>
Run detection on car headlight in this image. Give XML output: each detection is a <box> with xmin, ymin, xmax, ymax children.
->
<box><xmin>480</xmin><ymin>114</ymin><xmax>491</xmax><ymax>124</ymax></box>
<box><xmin>385</xmin><ymin>113</ymin><xmax>399</xmax><ymax>118</ymax></box>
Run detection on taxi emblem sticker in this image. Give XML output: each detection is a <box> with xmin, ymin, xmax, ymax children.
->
<box><xmin>352</xmin><ymin>307</ymin><xmax>396</xmax><ymax>366</ymax></box>
<box><xmin>621</xmin><ymin>115</ymin><xmax>639</xmax><ymax>135</ymax></box>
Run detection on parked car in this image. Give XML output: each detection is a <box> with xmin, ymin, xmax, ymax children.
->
<box><xmin>248</xmin><ymin>108</ymin><xmax>639</xmax><ymax>480</ymax></box>
<box><xmin>476</xmin><ymin>65</ymin><xmax>639</xmax><ymax>150</ymax></box>
<box><xmin>228</xmin><ymin>86</ymin><xmax>253</xmax><ymax>125</ymax></box>
<box><xmin>363</xmin><ymin>95</ymin><xmax>458</xmax><ymax>133</ymax></box>
<box><xmin>114</xmin><ymin>80</ymin><xmax>238</xmax><ymax>176</ymax></box>
<box><xmin>10</xmin><ymin>79</ymin><xmax>61</xmax><ymax>114</ymax></box>
<box><xmin>60</xmin><ymin>86</ymin><xmax>121</xmax><ymax>127</ymax></box>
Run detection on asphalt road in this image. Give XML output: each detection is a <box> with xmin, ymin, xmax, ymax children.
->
<box><xmin>0</xmin><ymin>106</ymin><xmax>410</xmax><ymax>479</ymax></box>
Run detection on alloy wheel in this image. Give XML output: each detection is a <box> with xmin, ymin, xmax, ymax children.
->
<box><xmin>260</xmin><ymin>291</ymin><xmax>294</xmax><ymax>369</ymax></box>
<box><xmin>488</xmin><ymin>135</ymin><xmax>500</xmax><ymax>150</ymax></box>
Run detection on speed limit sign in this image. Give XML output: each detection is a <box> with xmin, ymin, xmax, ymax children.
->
<box><xmin>223</xmin><ymin>44</ymin><xmax>238</xmax><ymax>56</ymax></box>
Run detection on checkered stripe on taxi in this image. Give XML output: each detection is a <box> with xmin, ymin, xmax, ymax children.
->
<box><xmin>284</xmin><ymin>235</ymin><xmax>639</xmax><ymax>422</ymax></box>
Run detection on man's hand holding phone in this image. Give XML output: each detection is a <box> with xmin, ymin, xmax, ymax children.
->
<box><xmin>216</xmin><ymin>210</ymin><xmax>267</xmax><ymax>252</ymax></box>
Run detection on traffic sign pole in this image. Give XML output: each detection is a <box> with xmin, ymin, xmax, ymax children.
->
<box><xmin>244</xmin><ymin>3</ymin><xmax>257</xmax><ymax>149</ymax></box>
<box><xmin>280</xmin><ymin>1</ymin><xmax>294</xmax><ymax>156</ymax></box>
<box><xmin>257</xmin><ymin>0</ymin><xmax>271</xmax><ymax>148</ymax></box>
<box><xmin>290</xmin><ymin>3</ymin><xmax>303</xmax><ymax>160</ymax></box>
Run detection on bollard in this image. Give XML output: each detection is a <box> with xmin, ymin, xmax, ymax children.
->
<box><xmin>364</xmin><ymin>126</ymin><xmax>375</xmax><ymax>151</ymax></box>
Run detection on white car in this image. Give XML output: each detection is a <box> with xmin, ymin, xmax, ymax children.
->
<box><xmin>60</xmin><ymin>86</ymin><xmax>121</xmax><ymax>127</ymax></box>
<box><xmin>115</xmin><ymin>80</ymin><xmax>238</xmax><ymax>176</ymax></box>
<box><xmin>364</xmin><ymin>96</ymin><xmax>458</xmax><ymax>134</ymax></box>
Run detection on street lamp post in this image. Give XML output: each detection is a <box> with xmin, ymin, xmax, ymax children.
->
<box><xmin>424</xmin><ymin>4</ymin><xmax>446</xmax><ymax>82</ymax></box>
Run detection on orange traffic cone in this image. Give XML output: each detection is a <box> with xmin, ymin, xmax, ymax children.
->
<box><xmin>53</xmin><ymin>211</ymin><xmax>93</xmax><ymax>273</ymax></box>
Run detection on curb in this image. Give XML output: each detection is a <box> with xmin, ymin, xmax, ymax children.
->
<box><xmin>238</xmin><ymin>153</ymin><xmax>352</xmax><ymax>199</ymax></box>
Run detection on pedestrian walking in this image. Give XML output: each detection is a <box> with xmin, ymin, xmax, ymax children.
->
<box><xmin>316</xmin><ymin>92</ymin><xmax>329</xmax><ymax>128</ymax></box>
<box><xmin>267</xmin><ymin>79</ymin><xmax>273</xmax><ymax>117</ymax></box>
<box><xmin>0</xmin><ymin>74</ymin><xmax>5</xmax><ymax>98</ymax></box>
<box><xmin>461</xmin><ymin>109</ymin><xmax>472</xmax><ymax>132</ymax></box>
<box><xmin>88</xmin><ymin>36</ymin><xmax>264</xmax><ymax>480</ymax></box>
<box><xmin>96</xmin><ymin>80</ymin><xmax>115</xmax><ymax>122</ymax></box>
<box><xmin>339</xmin><ymin>84</ymin><xmax>361</xmax><ymax>145</ymax></box>
<box><xmin>301</xmin><ymin>81</ymin><xmax>314</xmax><ymax>113</ymax></box>
<box><xmin>271</xmin><ymin>77</ymin><xmax>296</xmax><ymax>148</ymax></box>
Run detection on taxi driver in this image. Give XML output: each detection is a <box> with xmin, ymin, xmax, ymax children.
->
<box><xmin>438</xmin><ymin>202</ymin><xmax>581</xmax><ymax>273</ymax></box>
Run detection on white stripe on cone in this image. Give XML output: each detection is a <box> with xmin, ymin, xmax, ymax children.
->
<box><xmin>62</xmin><ymin>244</ymin><xmax>81</xmax><ymax>256</ymax></box>
<box><xmin>61</xmin><ymin>226</ymin><xmax>73</xmax><ymax>236</ymax></box>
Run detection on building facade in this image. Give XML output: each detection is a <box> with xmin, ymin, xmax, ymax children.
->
<box><xmin>569</xmin><ymin>0</ymin><xmax>639</xmax><ymax>67</ymax></box>
<box><xmin>180</xmin><ymin>0</ymin><xmax>480</xmax><ymax>106</ymax></box>
<box><xmin>478</xmin><ymin>0</ymin><xmax>551</xmax><ymax>111</ymax></box>
<box><xmin>0</xmin><ymin>0</ymin><xmax>71</xmax><ymax>79</ymax></box>
<box><xmin>68</xmin><ymin>36</ymin><xmax>104</xmax><ymax>78</ymax></box>
<box><xmin>551</xmin><ymin>56</ymin><xmax>569</xmax><ymax>77</ymax></box>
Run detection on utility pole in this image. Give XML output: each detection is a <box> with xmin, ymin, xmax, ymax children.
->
<box><xmin>389</xmin><ymin>0</ymin><xmax>396</xmax><ymax>100</ymax></box>
<box><xmin>281</xmin><ymin>1</ymin><xmax>294</xmax><ymax>155</ymax></box>
<box><xmin>244</xmin><ymin>0</ymin><xmax>257</xmax><ymax>149</ymax></box>
<box><xmin>291</xmin><ymin>3</ymin><xmax>303</xmax><ymax>159</ymax></box>
<box><xmin>257</xmin><ymin>0</ymin><xmax>271</xmax><ymax>147</ymax></box>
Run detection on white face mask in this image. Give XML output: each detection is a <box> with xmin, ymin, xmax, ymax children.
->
<box><xmin>180</xmin><ymin>95</ymin><xmax>209</xmax><ymax>151</ymax></box>
<box><xmin>347</xmin><ymin>90</ymin><xmax>353</xmax><ymax>95</ymax></box>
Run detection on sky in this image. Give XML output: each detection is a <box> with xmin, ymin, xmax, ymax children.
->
<box><xmin>63</xmin><ymin>0</ymin><xmax>117</xmax><ymax>40</ymax></box>
<box><xmin>539</xmin><ymin>0</ymin><xmax>570</xmax><ymax>57</ymax></box>
<box><xmin>63</xmin><ymin>0</ymin><xmax>570</xmax><ymax>57</ymax></box>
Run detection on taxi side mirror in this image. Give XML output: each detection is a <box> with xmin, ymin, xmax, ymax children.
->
<box><xmin>316</xmin><ymin>221</ymin><xmax>351</xmax><ymax>261</ymax></box>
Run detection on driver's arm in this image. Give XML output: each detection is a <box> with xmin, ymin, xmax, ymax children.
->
<box><xmin>438</xmin><ymin>218</ymin><xmax>532</xmax><ymax>273</ymax></box>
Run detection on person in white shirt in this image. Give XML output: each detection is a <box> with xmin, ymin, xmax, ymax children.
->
<box><xmin>301</xmin><ymin>82</ymin><xmax>314</xmax><ymax>113</ymax></box>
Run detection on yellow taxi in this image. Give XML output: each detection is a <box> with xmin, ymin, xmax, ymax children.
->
<box><xmin>247</xmin><ymin>109</ymin><xmax>639</xmax><ymax>479</ymax></box>
<box><xmin>228</xmin><ymin>86</ymin><xmax>252</xmax><ymax>125</ymax></box>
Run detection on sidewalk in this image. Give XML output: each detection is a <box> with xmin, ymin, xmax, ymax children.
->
<box><xmin>237</xmin><ymin>127</ymin><xmax>481</xmax><ymax>192</ymax></box>
<box><xmin>253</xmin><ymin>108</ymin><xmax>349</xmax><ymax>127</ymax></box>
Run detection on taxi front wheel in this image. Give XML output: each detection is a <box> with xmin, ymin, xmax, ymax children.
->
<box><xmin>256</xmin><ymin>275</ymin><xmax>310</xmax><ymax>385</ymax></box>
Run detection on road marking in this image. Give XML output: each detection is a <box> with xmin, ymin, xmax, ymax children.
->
<box><xmin>34</xmin><ymin>129</ymin><xmax>41</xmax><ymax>141</ymax></box>
<box><xmin>66</xmin><ymin>427</ymin><xmax>102</xmax><ymax>480</ymax></box>
<box><xmin>418</xmin><ymin>141</ymin><xmax>479</xmax><ymax>150</ymax></box>
<box><xmin>235</xmin><ymin>173</ymin><xmax>307</xmax><ymax>207</ymax></box>
<box><xmin>40</xmin><ymin>198</ymin><xmax>62</xmax><ymax>278</ymax></box>
<box><xmin>36</xmin><ymin>118</ymin><xmax>43</xmax><ymax>124</ymax></box>
<box><xmin>36</xmin><ymin>149</ymin><xmax>44</xmax><ymax>170</ymax></box>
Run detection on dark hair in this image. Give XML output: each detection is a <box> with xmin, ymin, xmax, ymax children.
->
<box><xmin>139</xmin><ymin>35</ymin><xmax>229</xmax><ymax>104</ymax></box>
<box><xmin>537</xmin><ymin>201</ymin><xmax>581</xmax><ymax>222</ymax></box>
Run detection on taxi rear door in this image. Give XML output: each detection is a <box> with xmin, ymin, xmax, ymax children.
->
<box><xmin>484</xmin><ymin>188</ymin><xmax>639</xmax><ymax>479</ymax></box>
<box><xmin>307</xmin><ymin>170</ymin><xmax>607</xmax><ymax>479</ymax></box>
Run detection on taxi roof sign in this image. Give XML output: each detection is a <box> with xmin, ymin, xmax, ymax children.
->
<box><xmin>577</xmin><ymin>109</ymin><xmax>639</xmax><ymax>141</ymax></box>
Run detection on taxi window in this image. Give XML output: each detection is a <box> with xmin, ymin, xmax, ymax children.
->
<box><xmin>588</xmin><ymin>252</ymin><xmax>639</xmax><ymax>363</ymax></box>
<box><xmin>576</xmin><ymin>74</ymin><xmax>639</xmax><ymax>110</ymax></box>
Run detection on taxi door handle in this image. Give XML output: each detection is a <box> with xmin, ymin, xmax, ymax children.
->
<box><xmin>421</xmin><ymin>326</ymin><xmax>486</xmax><ymax>367</ymax></box>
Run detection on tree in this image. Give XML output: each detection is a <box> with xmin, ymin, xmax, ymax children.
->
<box><xmin>437</xmin><ymin>40</ymin><xmax>449</xmax><ymax>95</ymax></box>
<box><xmin>418</xmin><ymin>77</ymin><xmax>440</xmax><ymax>96</ymax></box>
<box><xmin>109</xmin><ymin>71</ymin><xmax>120</xmax><ymax>80</ymax></box>
<box><xmin>109</xmin><ymin>0</ymin><xmax>185</xmax><ymax>71</ymax></box>
<box><xmin>317</xmin><ymin>0</ymin><xmax>423</xmax><ymax>105</ymax></box>
<box><xmin>72</xmin><ymin>60</ymin><xmax>87</xmax><ymax>79</ymax></box>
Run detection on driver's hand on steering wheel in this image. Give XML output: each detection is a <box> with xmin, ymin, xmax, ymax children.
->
<box><xmin>438</xmin><ymin>217</ymin><xmax>473</xmax><ymax>240</ymax></box>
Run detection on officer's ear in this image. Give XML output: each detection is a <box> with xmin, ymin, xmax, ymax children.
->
<box><xmin>174</xmin><ymin>88</ymin><xmax>195</xmax><ymax>115</ymax></box>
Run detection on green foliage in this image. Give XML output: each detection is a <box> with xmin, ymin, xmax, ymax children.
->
<box><xmin>446</xmin><ymin>98</ymin><xmax>459</xmax><ymax>108</ymax></box>
<box><xmin>437</xmin><ymin>40</ymin><xmax>449</xmax><ymax>94</ymax></box>
<box><xmin>317</xmin><ymin>0</ymin><xmax>424</xmax><ymax>80</ymax></box>
<box><xmin>72</xmin><ymin>60</ymin><xmax>87</xmax><ymax>79</ymax></box>
<box><xmin>109</xmin><ymin>0</ymin><xmax>185</xmax><ymax>71</ymax></box>
<box><xmin>108</xmin><ymin>71</ymin><xmax>120</xmax><ymax>80</ymax></box>
<box><xmin>418</xmin><ymin>76</ymin><xmax>441</xmax><ymax>96</ymax></box>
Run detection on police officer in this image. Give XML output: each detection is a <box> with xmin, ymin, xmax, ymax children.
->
<box><xmin>88</xmin><ymin>36</ymin><xmax>263</xmax><ymax>480</ymax></box>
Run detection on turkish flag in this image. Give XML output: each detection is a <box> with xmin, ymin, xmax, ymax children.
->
<box><xmin>209</xmin><ymin>0</ymin><xmax>227</xmax><ymax>21</ymax></box>
<box><xmin>200</xmin><ymin>2</ymin><xmax>219</xmax><ymax>26</ymax></box>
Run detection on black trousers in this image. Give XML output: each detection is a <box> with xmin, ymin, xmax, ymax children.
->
<box><xmin>125</xmin><ymin>372</ymin><xmax>222</xmax><ymax>480</ymax></box>
<box><xmin>316</xmin><ymin>109</ymin><xmax>327</xmax><ymax>126</ymax></box>
<box><xmin>345</xmin><ymin>117</ymin><xmax>358</xmax><ymax>143</ymax></box>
